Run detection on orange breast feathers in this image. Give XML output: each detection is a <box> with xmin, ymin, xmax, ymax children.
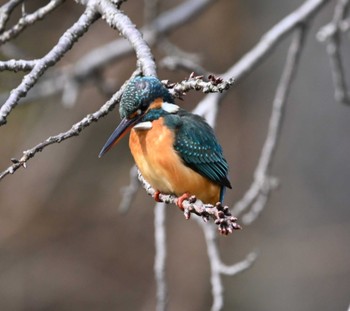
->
<box><xmin>129</xmin><ymin>117</ymin><xmax>221</xmax><ymax>204</ymax></box>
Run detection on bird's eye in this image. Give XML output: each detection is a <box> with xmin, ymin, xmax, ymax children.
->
<box><xmin>136</xmin><ymin>80</ymin><xmax>150</xmax><ymax>111</ymax></box>
<box><xmin>140</xmin><ymin>100</ymin><xmax>148</xmax><ymax>110</ymax></box>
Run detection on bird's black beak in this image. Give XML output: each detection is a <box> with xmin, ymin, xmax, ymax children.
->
<box><xmin>98</xmin><ymin>117</ymin><xmax>140</xmax><ymax>157</ymax></box>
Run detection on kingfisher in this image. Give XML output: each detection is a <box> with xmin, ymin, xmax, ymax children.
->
<box><xmin>99</xmin><ymin>76</ymin><xmax>231</xmax><ymax>208</ymax></box>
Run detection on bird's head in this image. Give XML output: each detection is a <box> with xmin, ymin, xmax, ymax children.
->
<box><xmin>99</xmin><ymin>76</ymin><xmax>178</xmax><ymax>157</ymax></box>
<box><xmin>119</xmin><ymin>76</ymin><xmax>174</xmax><ymax>119</ymax></box>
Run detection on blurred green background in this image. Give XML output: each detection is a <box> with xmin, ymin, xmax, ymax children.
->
<box><xmin>0</xmin><ymin>0</ymin><xmax>349</xmax><ymax>310</ymax></box>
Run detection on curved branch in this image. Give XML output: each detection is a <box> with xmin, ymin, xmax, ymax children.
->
<box><xmin>317</xmin><ymin>0</ymin><xmax>350</xmax><ymax>105</ymax></box>
<box><xmin>0</xmin><ymin>0</ymin><xmax>24</xmax><ymax>32</ymax></box>
<box><xmin>93</xmin><ymin>0</ymin><xmax>156</xmax><ymax>76</ymax></box>
<box><xmin>233</xmin><ymin>26</ymin><xmax>307</xmax><ymax>223</ymax></box>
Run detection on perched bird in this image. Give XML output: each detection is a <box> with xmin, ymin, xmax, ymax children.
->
<box><xmin>99</xmin><ymin>76</ymin><xmax>231</xmax><ymax>207</ymax></box>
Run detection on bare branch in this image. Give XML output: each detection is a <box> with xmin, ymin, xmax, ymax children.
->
<box><xmin>233</xmin><ymin>26</ymin><xmax>307</xmax><ymax>224</ymax></box>
<box><xmin>137</xmin><ymin>170</ymin><xmax>241</xmax><ymax>235</ymax></box>
<box><xmin>317</xmin><ymin>0</ymin><xmax>350</xmax><ymax>105</ymax></box>
<box><xmin>198</xmin><ymin>221</ymin><xmax>257</xmax><ymax>311</ymax></box>
<box><xmin>119</xmin><ymin>165</ymin><xmax>140</xmax><ymax>213</ymax></box>
<box><xmin>164</xmin><ymin>73</ymin><xmax>234</xmax><ymax>99</ymax></box>
<box><xmin>0</xmin><ymin>6</ymin><xmax>99</xmax><ymax>126</ymax></box>
<box><xmin>0</xmin><ymin>0</ymin><xmax>65</xmax><ymax>44</ymax></box>
<box><xmin>154</xmin><ymin>202</ymin><xmax>167</xmax><ymax>311</ymax></box>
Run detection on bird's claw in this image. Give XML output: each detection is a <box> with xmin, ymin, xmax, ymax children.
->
<box><xmin>176</xmin><ymin>193</ymin><xmax>193</xmax><ymax>211</ymax></box>
<box><xmin>153</xmin><ymin>190</ymin><xmax>162</xmax><ymax>202</ymax></box>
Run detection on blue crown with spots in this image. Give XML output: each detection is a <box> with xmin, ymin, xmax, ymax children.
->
<box><xmin>119</xmin><ymin>76</ymin><xmax>174</xmax><ymax>119</ymax></box>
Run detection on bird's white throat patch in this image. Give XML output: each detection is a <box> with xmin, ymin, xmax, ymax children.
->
<box><xmin>162</xmin><ymin>102</ymin><xmax>180</xmax><ymax>113</ymax></box>
<box><xmin>133</xmin><ymin>121</ymin><xmax>153</xmax><ymax>131</ymax></box>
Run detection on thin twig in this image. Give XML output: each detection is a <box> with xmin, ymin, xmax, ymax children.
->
<box><xmin>154</xmin><ymin>202</ymin><xmax>167</xmax><ymax>311</ymax></box>
<box><xmin>0</xmin><ymin>0</ymin><xmax>65</xmax><ymax>44</ymax></box>
<box><xmin>119</xmin><ymin>165</ymin><xmax>140</xmax><ymax>213</ymax></box>
<box><xmin>94</xmin><ymin>0</ymin><xmax>156</xmax><ymax>77</ymax></box>
<box><xmin>317</xmin><ymin>0</ymin><xmax>350</xmax><ymax>105</ymax></box>
<box><xmin>234</xmin><ymin>26</ymin><xmax>307</xmax><ymax>224</ymax></box>
<box><xmin>164</xmin><ymin>73</ymin><xmax>234</xmax><ymax>98</ymax></box>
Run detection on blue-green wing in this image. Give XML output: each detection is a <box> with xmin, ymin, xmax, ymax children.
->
<box><xmin>165</xmin><ymin>111</ymin><xmax>231</xmax><ymax>189</ymax></box>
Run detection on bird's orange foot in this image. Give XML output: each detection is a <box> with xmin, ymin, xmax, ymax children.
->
<box><xmin>176</xmin><ymin>193</ymin><xmax>195</xmax><ymax>211</ymax></box>
<box><xmin>153</xmin><ymin>190</ymin><xmax>163</xmax><ymax>202</ymax></box>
